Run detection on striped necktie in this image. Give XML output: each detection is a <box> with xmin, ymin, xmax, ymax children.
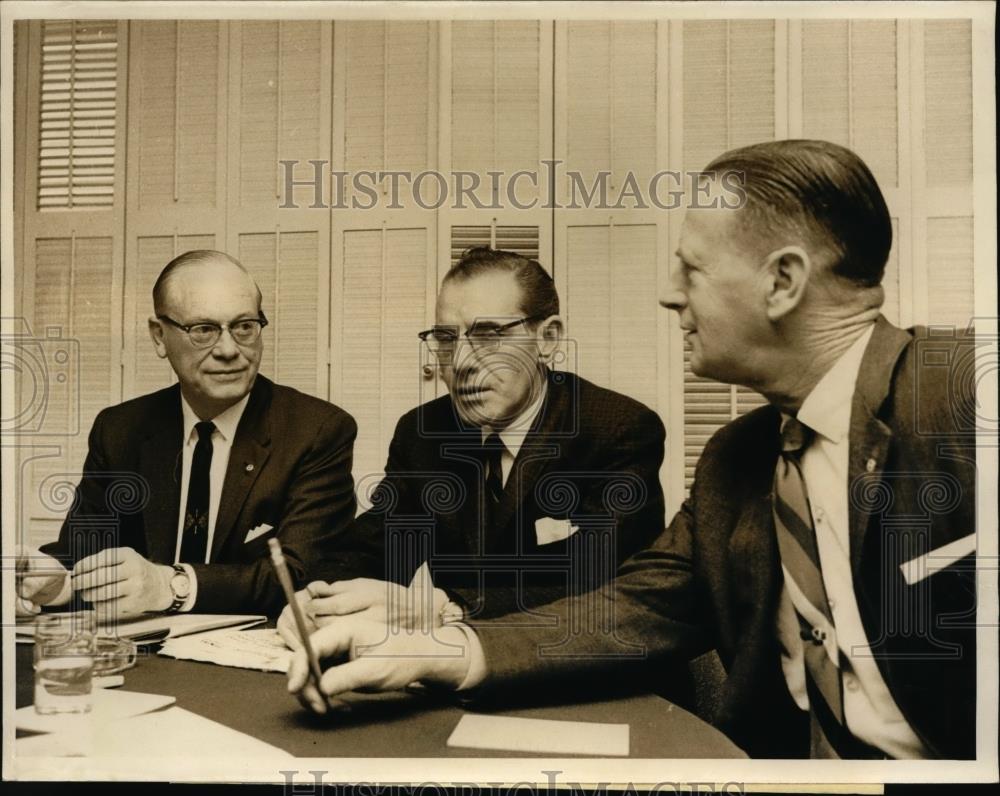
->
<box><xmin>773</xmin><ymin>415</ymin><xmax>846</xmax><ymax>758</ymax></box>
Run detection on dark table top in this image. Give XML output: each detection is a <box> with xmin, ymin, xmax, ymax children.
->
<box><xmin>16</xmin><ymin>643</ymin><xmax>745</xmax><ymax>759</ymax></box>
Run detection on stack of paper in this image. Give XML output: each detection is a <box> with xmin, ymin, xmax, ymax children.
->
<box><xmin>16</xmin><ymin>613</ymin><xmax>266</xmax><ymax>644</ymax></box>
<box><xmin>158</xmin><ymin>628</ymin><xmax>293</xmax><ymax>673</ymax></box>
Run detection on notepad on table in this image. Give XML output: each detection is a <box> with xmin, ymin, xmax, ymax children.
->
<box><xmin>158</xmin><ymin>627</ymin><xmax>292</xmax><ymax>673</ymax></box>
<box><xmin>447</xmin><ymin>714</ymin><xmax>630</xmax><ymax>756</ymax></box>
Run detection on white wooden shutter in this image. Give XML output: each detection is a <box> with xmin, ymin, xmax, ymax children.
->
<box><xmin>132</xmin><ymin>21</ymin><xmax>220</xmax><ymax>209</ymax></box>
<box><xmin>37</xmin><ymin>20</ymin><xmax>118</xmax><ymax>209</ymax></box>
<box><xmin>238</xmin><ymin>231</ymin><xmax>322</xmax><ymax>397</ymax></box>
<box><xmin>26</xmin><ymin>236</ymin><xmax>116</xmax><ymax>536</ymax></box>
<box><xmin>922</xmin><ymin>21</ymin><xmax>974</xmax><ymax>329</ymax></box>
<box><xmin>802</xmin><ymin>21</ymin><xmax>898</xmax><ymax>189</ymax></box>
<box><xmin>926</xmin><ymin>217</ymin><xmax>974</xmax><ymax>329</ymax></box>
<box><xmin>338</xmin><ymin>228</ymin><xmax>433</xmax><ymax>494</ymax></box>
<box><xmin>565</xmin><ymin>22</ymin><xmax>657</xmax><ymax>193</ymax></box>
<box><xmin>237</xmin><ymin>21</ymin><xmax>325</xmax><ymax>208</ymax></box>
<box><xmin>566</xmin><ymin>224</ymin><xmax>659</xmax><ymax>413</ymax></box>
<box><xmin>451</xmin><ymin>21</ymin><xmax>542</xmax><ymax>207</ymax></box>
<box><xmin>342</xmin><ymin>20</ymin><xmax>432</xmax><ymax>193</ymax></box>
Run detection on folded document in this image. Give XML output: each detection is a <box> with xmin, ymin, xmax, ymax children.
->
<box><xmin>158</xmin><ymin>628</ymin><xmax>292</xmax><ymax>673</ymax></box>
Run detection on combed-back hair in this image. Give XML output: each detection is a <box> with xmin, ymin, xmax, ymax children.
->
<box><xmin>444</xmin><ymin>246</ymin><xmax>559</xmax><ymax>321</ymax></box>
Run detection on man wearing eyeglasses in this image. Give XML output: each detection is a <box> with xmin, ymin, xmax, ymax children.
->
<box><xmin>16</xmin><ymin>250</ymin><xmax>358</xmax><ymax>619</ymax></box>
<box><xmin>280</xmin><ymin>246</ymin><xmax>667</xmax><ymax>650</ymax></box>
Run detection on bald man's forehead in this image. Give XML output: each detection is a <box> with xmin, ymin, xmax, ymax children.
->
<box><xmin>160</xmin><ymin>260</ymin><xmax>261</xmax><ymax>318</ymax></box>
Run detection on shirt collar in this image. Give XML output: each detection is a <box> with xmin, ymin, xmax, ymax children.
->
<box><xmin>796</xmin><ymin>323</ymin><xmax>876</xmax><ymax>444</ymax></box>
<box><xmin>481</xmin><ymin>379</ymin><xmax>549</xmax><ymax>459</ymax></box>
<box><xmin>180</xmin><ymin>392</ymin><xmax>251</xmax><ymax>445</ymax></box>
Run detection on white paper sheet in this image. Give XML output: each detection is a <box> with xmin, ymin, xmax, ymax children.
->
<box><xmin>15</xmin><ymin>688</ymin><xmax>176</xmax><ymax>734</ymax></box>
<box><xmin>16</xmin><ymin>706</ymin><xmax>293</xmax><ymax>759</ymax></box>
<box><xmin>446</xmin><ymin>714</ymin><xmax>630</xmax><ymax>756</ymax></box>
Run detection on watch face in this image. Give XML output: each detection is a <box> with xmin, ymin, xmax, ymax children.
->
<box><xmin>171</xmin><ymin>571</ymin><xmax>190</xmax><ymax>599</ymax></box>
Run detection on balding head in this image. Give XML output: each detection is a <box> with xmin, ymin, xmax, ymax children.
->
<box><xmin>152</xmin><ymin>250</ymin><xmax>262</xmax><ymax>316</ymax></box>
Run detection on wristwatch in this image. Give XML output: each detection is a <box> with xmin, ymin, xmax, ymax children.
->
<box><xmin>166</xmin><ymin>564</ymin><xmax>191</xmax><ymax>613</ymax></box>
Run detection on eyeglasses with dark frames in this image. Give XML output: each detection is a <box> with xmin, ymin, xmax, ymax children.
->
<box><xmin>157</xmin><ymin>312</ymin><xmax>269</xmax><ymax>349</ymax></box>
<box><xmin>418</xmin><ymin>314</ymin><xmax>548</xmax><ymax>359</ymax></box>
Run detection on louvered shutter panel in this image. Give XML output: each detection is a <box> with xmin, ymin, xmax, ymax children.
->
<box><xmin>37</xmin><ymin>20</ymin><xmax>117</xmax><ymax>209</ymax></box>
<box><xmin>343</xmin><ymin>21</ymin><xmax>431</xmax><ymax>183</ymax></box>
<box><xmin>452</xmin><ymin>21</ymin><xmax>541</xmax><ymax>207</ymax></box>
<box><xmin>26</xmin><ymin>237</ymin><xmax>115</xmax><ymax>540</ymax></box>
<box><xmin>340</xmin><ymin>229</ymin><xmax>431</xmax><ymax>494</ymax></box>
<box><xmin>450</xmin><ymin>225</ymin><xmax>541</xmax><ymax>266</ymax></box>
<box><xmin>680</xmin><ymin>20</ymin><xmax>774</xmax><ymax>490</ymax></box>
<box><xmin>566</xmin><ymin>225</ymin><xmax>659</xmax><ymax>412</ymax></box>
<box><xmin>924</xmin><ymin>21</ymin><xmax>973</xmax><ymax>186</ymax></box>
<box><xmin>133</xmin><ymin>21</ymin><xmax>219</xmax><ymax>208</ymax></box>
<box><xmin>238</xmin><ymin>21</ymin><xmax>324</xmax><ymax>207</ymax></box>
<box><xmin>926</xmin><ymin>218</ymin><xmax>975</xmax><ymax>329</ymax></box>
<box><xmin>566</xmin><ymin>22</ymin><xmax>657</xmax><ymax>192</ymax></box>
<box><xmin>802</xmin><ymin>21</ymin><xmax>898</xmax><ymax>188</ymax></box>
<box><xmin>237</xmin><ymin>232</ymin><xmax>322</xmax><ymax>397</ymax></box>
<box><xmin>923</xmin><ymin>22</ymin><xmax>974</xmax><ymax>329</ymax></box>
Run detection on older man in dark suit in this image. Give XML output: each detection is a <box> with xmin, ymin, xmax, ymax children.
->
<box><xmin>280</xmin><ymin>246</ymin><xmax>665</xmax><ymax>638</ymax></box>
<box><xmin>17</xmin><ymin>250</ymin><xmax>357</xmax><ymax>618</ymax></box>
<box><xmin>287</xmin><ymin>142</ymin><xmax>978</xmax><ymax>761</ymax></box>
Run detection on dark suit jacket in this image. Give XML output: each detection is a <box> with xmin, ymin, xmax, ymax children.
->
<box><xmin>471</xmin><ymin>318</ymin><xmax>977</xmax><ymax>759</ymax></box>
<box><xmin>41</xmin><ymin>375</ymin><xmax>358</xmax><ymax>616</ymax></box>
<box><xmin>317</xmin><ymin>369</ymin><xmax>667</xmax><ymax>620</ymax></box>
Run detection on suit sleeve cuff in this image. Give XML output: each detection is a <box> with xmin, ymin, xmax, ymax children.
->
<box><xmin>178</xmin><ymin>563</ymin><xmax>198</xmax><ymax>613</ymax></box>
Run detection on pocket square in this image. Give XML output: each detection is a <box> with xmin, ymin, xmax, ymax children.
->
<box><xmin>244</xmin><ymin>523</ymin><xmax>274</xmax><ymax>544</ymax></box>
<box><xmin>535</xmin><ymin>516</ymin><xmax>579</xmax><ymax>546</ymax></box>
<box><xmin>899</xmin><ymin>533</ymin><xmax>975</xmax><ymax>585</ymax></box>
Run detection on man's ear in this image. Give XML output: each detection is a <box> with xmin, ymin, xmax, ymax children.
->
<box><xmin>763</xmin><ymin>246</ymin><xmax>811</xmax><ymax>321</ymax></box>
<box><xmin>148</xmin><ymin>316</ymin><xmax>169</xmax><ymax>359</ymax></box>
<box><xmin>535</xmin><ymin>315</ymin><xmax>564</xmax><ymax>362</ymax></box>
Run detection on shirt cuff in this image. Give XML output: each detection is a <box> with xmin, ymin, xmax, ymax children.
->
<box><xmin>178</xmin><ymin>564</ymin><xmax>198</xmax><ymax>613</ymax></box>
<box><xmin>449</xmin><ymin>621</ymin><xmax>488</xmax><ymax>691</ymax></box>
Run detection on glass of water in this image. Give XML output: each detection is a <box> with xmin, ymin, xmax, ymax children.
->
<box><xmin>33</xmin><ymin>611</ymin><xmax>96</xmax><ymax>715</ymax></box>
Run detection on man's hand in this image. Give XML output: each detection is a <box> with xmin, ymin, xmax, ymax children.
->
<box><xmin>313</xmin><ymin>575</ymin><xmax>448</xmax><ymax>626</ymax></box>
<box><xmin>277</xmin><ymin>581</ymin><xmax>330</xmax><ymax>649</ymax></box>
<box><xmin>287</xmin><ymin>615</ymin><xmax>472</xmax><ymax>714</ymax></box>
<box><xmin>16</xmin><ymin>546</ymin><xmax>71</xmax><ymax>616</ymax></box>
<box><xmin>278</xmin><ymin>577</ymin><xmax>450</xmax><ymax>650</ymax></box>
<box><xmin>71</xmin><ymin>547</ymin><xmax>174</xmax><ymax>622</ymax></box>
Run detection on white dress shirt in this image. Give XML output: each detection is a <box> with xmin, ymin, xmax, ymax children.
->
<box><xmin>480</xmin><ymin>381</ymin><xmax>548</xmax><ymax>487</ymax></box>
<box><xmin>172</xmin><ymin>393</ymin><xmax>251</xmax><ymax>611</ymax></box>
<box><xmin>775</xmin><ymin>323</ymin><xmax>929</xmax><ymax>758</ymax></box>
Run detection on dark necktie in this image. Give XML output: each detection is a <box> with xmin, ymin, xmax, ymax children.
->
<box><xmin>482</xmin><ymin>433</ymin><xmax>505</xmax><ymax>504</ymax></box>
<box><xmin>180</xmin><ymin>421</ymin><xmax>215</xmax><ymax>564</ymax></box>
<box><xmin>772</xmin><ymin>416</ymin><xmax>846</xmax><ymax>758</ymax></box>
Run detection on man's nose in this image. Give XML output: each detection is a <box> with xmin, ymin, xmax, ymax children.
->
<box><xmin>659</xmin><ymin>270</ymin><xmax>687</xmax><ymax>313</ymax></box>
<box><xmin>211</xmin><ymin>327</ymin><xmax>240</xmax><ymax>357</ymax></box>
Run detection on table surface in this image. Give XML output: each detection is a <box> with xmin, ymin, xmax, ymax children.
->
<box><xmin>16</xmin><ymin>643</ymin><xmax>745</xmax><ymax>759</ymax></box>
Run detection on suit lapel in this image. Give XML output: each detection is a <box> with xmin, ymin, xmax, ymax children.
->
<box><xmin>491</xmin><ymin>370</ymin><xmax>567</xmax><ymax>546</ymax></box>
<box><xmin>139</xmin><ymin>388</ymin><xmax>184</xmax><ymax>564</ymax></box>
<box><xmin>210</xmin><ymin>377</ymin><xmax>272</xmax><ymax>561</ymax></box>
<box><xmin>847</xmin><ymin>317</ymin><xmax>913</xmax><ymax>577</ymax></box>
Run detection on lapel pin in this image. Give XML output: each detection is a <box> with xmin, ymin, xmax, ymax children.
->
<box><xmin>865</xmin><ymin>457</ymin><xmax>876</xmax><ymax>473</ymax></box>
<box><xmin>245</xmin><ymin>463</ymin><xmax>254</xmax><ymax>473</ymax></box>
